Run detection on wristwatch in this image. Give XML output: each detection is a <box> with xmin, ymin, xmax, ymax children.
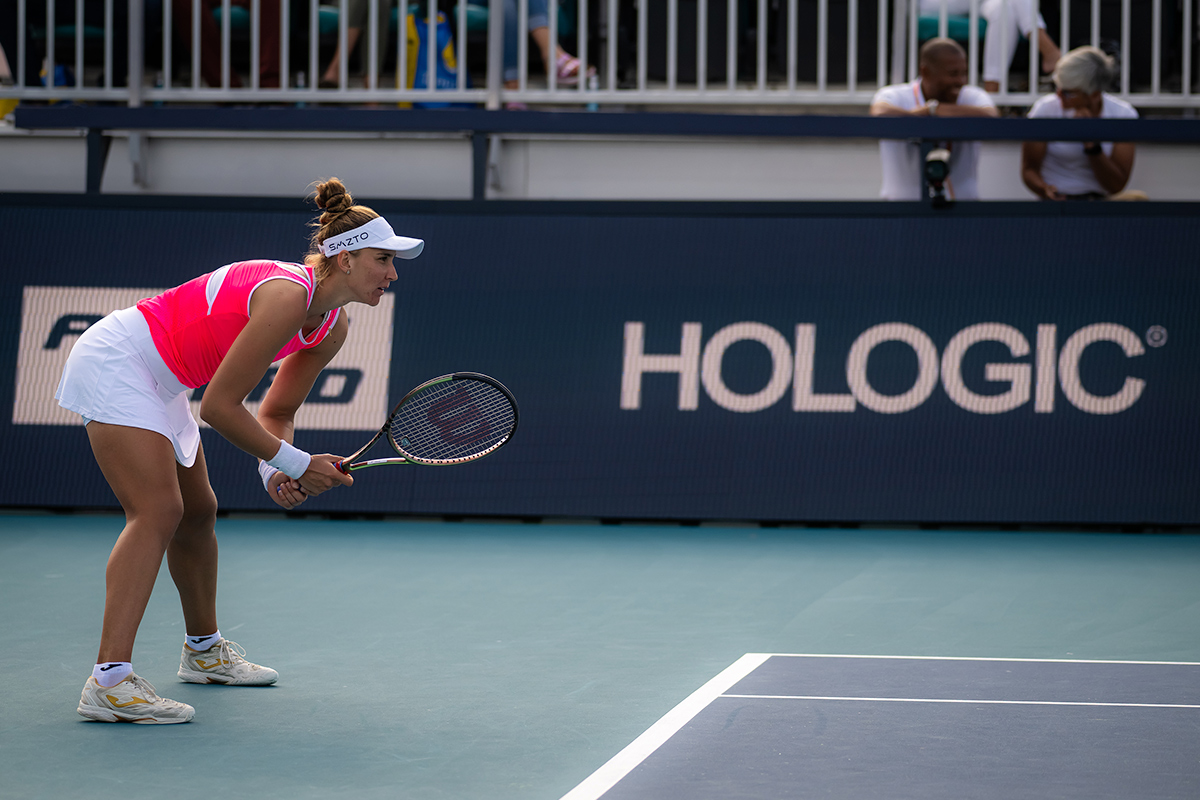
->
<box><xmin>927</xmin><ymin>100</ymin><xmax>939</xmax><ymax>117</ymax></box>
<box><xmin>1083</xmin><ymin>142</ymin><xmax>1103</xmax><ymax>156</ymax></box>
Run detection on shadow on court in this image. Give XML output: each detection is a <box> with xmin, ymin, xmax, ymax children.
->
<box><xmin>1</xmin><ymin>512</ymin><xmax>1198</xmax><ymax>800</ymax></box>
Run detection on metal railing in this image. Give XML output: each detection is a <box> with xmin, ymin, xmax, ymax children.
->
<box><xmin>3</xmin><ymin>0</ymin><xmax>1198</xmax><ymax>109</ymax></box>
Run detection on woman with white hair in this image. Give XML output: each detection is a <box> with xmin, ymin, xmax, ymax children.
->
<box><xmin>1020</xmin><ymin>46</ymin><xmax>1140</xmax><ymax>200</ymax></box>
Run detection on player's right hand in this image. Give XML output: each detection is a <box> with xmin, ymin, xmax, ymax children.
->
<box><xmin>298</xmin><ymin>454</ymin><xmax>355</xmax><ymax>495</ymax></box>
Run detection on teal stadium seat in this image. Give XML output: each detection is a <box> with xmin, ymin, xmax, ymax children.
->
<box><xmin>212</xmin><ymin>4</ymin><xmax>338</xmax><ymax>35</ymax></box>
<box><xmin>917</xmin><ymin>15</ymin><xmax>988</xmax><ymax>44</ymax></box>
<box><xmin>50</xmin><ymin>24</ymin><xmax>108</xmax><ymax>40</ymax></box>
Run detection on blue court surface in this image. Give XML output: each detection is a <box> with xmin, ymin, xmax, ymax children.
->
<box><xmin>2</xmin><ymin>512</ymin><xmax>1199</xmax><ymax>800</ymax></box>
<box><xmin>563</xmin><ymin>654</ymin><xmax>1200</xmax><ymax>799</ymax></box>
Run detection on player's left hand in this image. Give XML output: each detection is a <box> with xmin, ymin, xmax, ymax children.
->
<box><xmin>268</xmin><ymin>470</ymin><xmax>308</xmax><ymax>509</ymax></box>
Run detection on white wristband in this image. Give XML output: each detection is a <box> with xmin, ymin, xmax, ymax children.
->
<box><xmin>267</xmin><ymin>440</ymin><xmax>311</xmax><ymax>480</ymax></box>
<box><xmin>258</xmin><ymin>460</ymin><xmax>280</xmax><ymax>492</ymax></box>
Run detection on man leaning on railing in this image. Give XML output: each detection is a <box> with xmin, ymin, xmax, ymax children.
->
<box><xmin>869</xmin><ymin>38</ymin><xmax>999</xmax><ymax>201</ymax></box>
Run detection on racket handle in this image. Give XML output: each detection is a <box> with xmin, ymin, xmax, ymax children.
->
<box><xmin>335</xmin><ymin>460</ymin><xmax>348</xmax><ymax>474</ymax></box>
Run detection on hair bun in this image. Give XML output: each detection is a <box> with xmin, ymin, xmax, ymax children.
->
<box><xmin>312</xmin><ymin>177</ymin><xmax>354</xmax><ymax>219</ymax></box>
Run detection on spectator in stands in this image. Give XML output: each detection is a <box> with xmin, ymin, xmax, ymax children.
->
<box><xmin>319</xmin><ymin>0</ymin><xmax>393</xmax><ymax>89</ymax></box>
<box><xmin>918</xmin><ymin>0</ymin><xmax>1060</xmax><ymax>94</ymax></box>
<box><xmin>503</xmin><ymin>0</ymin><xmax>591</xmax><ymax>108</ymax></box>
<box><xmin>171</xmin><ymin>0</ymin><xmax>281</xmax><ymax>88</ymax></box>
<box><xmin>870</xmin><ymin>38</ymin><xmax>999</xmax><ymax>201</ymax></box>
<box><xmin>1021</xmin><ymin>46</ymin><xmax>1141</xmax><ymax>200</ymax></box>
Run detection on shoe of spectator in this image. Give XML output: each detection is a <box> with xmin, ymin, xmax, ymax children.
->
<box><xmin>555</xmin><ymin>52</ymin><xmax>590</xmax><ymax>86</ymax></box>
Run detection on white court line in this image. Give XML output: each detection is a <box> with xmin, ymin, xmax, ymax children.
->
<box><xmin>557</xmin><ymin>653</ymin><xmax>770</xmax><ymax>800</ymax></box>
<box><xmin>756</xmin><ymin>653</ymin><xmax>1200</xmax><ymax>666</ymax></box>
<box><xmin>723</xmin><ymin>694</ymin><xmax>1200</xmax><ymax>709</ymax></box>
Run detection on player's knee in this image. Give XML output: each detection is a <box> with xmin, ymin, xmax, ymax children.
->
<box><xmin>181</xmin><ymin>489</ymin><xmax>219</xmax><ymax>528</ymax></box>
<box><xmin>128</xmin><ymin>497</ymin><xmax>186</xmax><ymax>542</ymax></box>
<box><xmin>174</xmin><ymin>491</ymin><xmax>218</xmax><ymax>545</ymax></box>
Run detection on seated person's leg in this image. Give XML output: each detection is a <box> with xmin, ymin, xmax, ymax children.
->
<box><xmin>980</xmin><ymin>0</ymin><xmax>1021</xmax><ymax>92</ymax></box>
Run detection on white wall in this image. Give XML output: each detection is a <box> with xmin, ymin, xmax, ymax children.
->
<box><xmin>0</xmin><ymin>130</ymin><xmax>88</xmax><ymax>193</ymax></box>
<box><xmin>2</xmin><ymin>124</ymin><xmax>1198</xmax><ymax>201</ymax></box>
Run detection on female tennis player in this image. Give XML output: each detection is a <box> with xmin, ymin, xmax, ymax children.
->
<box><xmin>58</xmin><ymin>178</ymin><xmax>423</xmax><ymax>723</ymax></box>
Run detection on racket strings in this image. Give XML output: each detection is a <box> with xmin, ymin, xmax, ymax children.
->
<box><xmin>389</xmin><ymin>380</ymin><xmax>515</xmax><ymax>464</ymax></box>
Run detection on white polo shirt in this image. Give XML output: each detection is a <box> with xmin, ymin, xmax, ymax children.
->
<box><xmin>873</xmin><ymin>81</ymin><xmax>996</xmax><ymax>200</ymax></box>
<box><xmin>1026</xmin><ymin>92</ymin><xmax>1138</xmax><ymax>196</ymax></box>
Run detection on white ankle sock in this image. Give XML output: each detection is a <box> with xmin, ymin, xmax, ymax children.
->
<box><xmin>185</xmin><ymin>630</ymin><xmax>221</xmax><ymax>651</ymax></box>
<box><xmin>93</xmin><ymin>662</ymin><xmax>132</xmax><ymax>688</ymax></box>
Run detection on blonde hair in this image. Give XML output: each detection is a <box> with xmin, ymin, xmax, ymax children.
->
<box><xmin>304</xmin><ymin>178</ymin><xmax>380</xmax><ymax>285</ymax></box>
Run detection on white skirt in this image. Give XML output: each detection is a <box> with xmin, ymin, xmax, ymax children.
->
<box><xmin>55</xmin><ymin>306</ymin><xmax>201</xmax><ymax>467</ymax></box>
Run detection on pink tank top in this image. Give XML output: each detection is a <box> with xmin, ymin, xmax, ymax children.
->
<box><xmin>137</xmin><ymin>260</ymin><xmax>341</xmax><ymax>389</ymax></box>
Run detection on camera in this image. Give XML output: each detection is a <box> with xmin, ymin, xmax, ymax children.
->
<box><xmin>924</xmin><ymin>148</ymin><xmax>952</xmax><ymax>207</ymax></box>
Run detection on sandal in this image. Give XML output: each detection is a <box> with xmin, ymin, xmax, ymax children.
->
<box><xmin>554</xmin><ymin>52</ymin><xmax>585</xmax><ymax>86</ymax></box>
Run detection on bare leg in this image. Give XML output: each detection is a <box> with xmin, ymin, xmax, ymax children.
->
<box><xmin>88</xmin><ymin>423</ymin><xmax>186</xmax><ymax>664</ymax></box>
<box><xmin>322</xmin><ymin>27</ymin><xmax>363</xmax><ymax>85</ymax></box>
<box><xmin>987</xmin><ymin>29</ymin><xmax>1057</xmax><ymax>92</ymax></box>
<box><xmin>506</xmin><ymin>27</ymin><xmax>559</xmax><ymax>89</ymax></box>
<box><xmin>529</xmin><ymin>25</ymin><xmax>589</xmax><ymax>82</ymax></box>
<box><xmin>1037</xmin><ymin>28</ymin><xmax>1061</xmax><ymax>75</ymax></box>
<box><xmin>168</xmin><ymin>441</ymin><xmax>220</xmax><ymax>637</ymax></box>
<box><xmin>528</xmin><ymin>26</ymin><xmax>562</xmax><ymax>71</ymax></box>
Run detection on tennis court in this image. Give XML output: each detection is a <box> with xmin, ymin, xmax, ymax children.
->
<box><xmin>2</xmin><ymin>511</ymin><xmax>1197</xmax><ymax>800</ymax></box>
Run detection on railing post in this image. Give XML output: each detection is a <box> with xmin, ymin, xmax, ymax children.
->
<box><xmin>486</xmin><ymin>0</ymin><xmax>504</xmax><ymax>109</ymax></box>
<box><xmin>890</xmin><ymin>0</ymin><xmax>907</xmax><ymax>84</ymax></box>
<box><xmin>127</xmin><ymin>0</ymin><xmax>144</xmax><ymax>107</ymax></box>
<box><xmin>127</xmin><ymin>0</ymin><xmax>148</xmax><ymax>188</ymax></box>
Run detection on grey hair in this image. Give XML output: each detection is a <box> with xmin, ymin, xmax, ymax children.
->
<box><xmin>1052</xmin><ymin>46</ymin><xmax>1115</xmax><ymax>93</ymax></box>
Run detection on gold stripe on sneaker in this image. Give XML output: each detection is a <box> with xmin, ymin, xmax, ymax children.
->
<box><xmin>106</xmin><ymin>695</ymin><xmax>151</xmax><ymax>707</ymax></box>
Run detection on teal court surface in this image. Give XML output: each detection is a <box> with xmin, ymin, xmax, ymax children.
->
<box><xmin>1</xmin><ymin>512</ymin><xmax>1198</xmax><ymax>800</ymax></box>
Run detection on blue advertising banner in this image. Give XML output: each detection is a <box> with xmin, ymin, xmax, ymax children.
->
<box><xmin>1</xmin><ymin>199</ymin><xmax>1197</xmax><ymax>524</ymax></box>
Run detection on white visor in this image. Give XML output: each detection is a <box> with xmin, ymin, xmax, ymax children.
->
<box><xmin>320</xmin><ymin>217</ymin><xmax>425</xmax><ymax>259</ymax></box>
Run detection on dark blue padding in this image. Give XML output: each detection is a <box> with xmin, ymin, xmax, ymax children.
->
<box><xmin>13</xmin><ymin>105</ymin><xmax>1200</xmax><ymax>143</ymax></box>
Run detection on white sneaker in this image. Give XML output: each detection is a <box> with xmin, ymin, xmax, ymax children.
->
<box><xmin>78</xmin><ymin>673</ymin><xmax>195</xmax><ymax>724</ymax></box>
<box><xmin>178</xmin><ymin>639</ymin><xmax>278</xmax><ymax>685</ymax></box>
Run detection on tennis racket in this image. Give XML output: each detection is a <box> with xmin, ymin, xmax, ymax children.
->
<box><xmin>336</xmin><ymin>372</ymin><xmax>519</xmax><ymax>471</ymax></box>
